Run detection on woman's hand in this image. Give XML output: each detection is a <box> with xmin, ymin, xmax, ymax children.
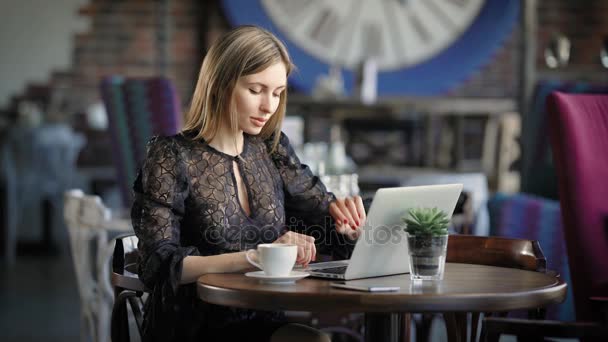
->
<box><xmin>274</xmin><ymin>231</ymin><xmax>316</xmax><ymax>266</ymax></box>
<box><xmin>329</xmin><ymin>196</ymin><xmax>366</xmax><ymax>240</ymax></box>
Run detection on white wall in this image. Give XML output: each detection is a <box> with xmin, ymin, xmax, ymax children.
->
<box><xmin>0</xmin><ymin>0</ymin><xmax>89</xmax><ymax>108</ymax></box>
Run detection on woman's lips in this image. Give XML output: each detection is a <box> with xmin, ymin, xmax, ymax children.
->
<box><xmin>250</xmin><ymin>117</ymin><xmax>267</xmax><ymax>127</ymax></box>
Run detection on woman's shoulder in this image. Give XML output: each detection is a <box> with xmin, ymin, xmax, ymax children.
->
<box><xmin>144</xmin><ymin>133</ymin><xmax>199</xmax><ymax>162</ymax></box>
<box><xmin>145</xmin><ymin>134</ymin><xmax>176</xmax><ymax>151</ymax></box>
<box><xmin>146</xmin><ymin>131</ymin><xmax>195</xmax><ymax>150</ymax></box>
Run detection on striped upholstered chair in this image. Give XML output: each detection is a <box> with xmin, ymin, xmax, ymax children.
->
<box><xmin>100</xmin><ymin>76</ymin><xmax>182</xmax><ymax>207</ymax></box>
<box><xmin>487</xmin><ymin>192</ymin><xmax>574</xmax><ymax>321</ymax></box>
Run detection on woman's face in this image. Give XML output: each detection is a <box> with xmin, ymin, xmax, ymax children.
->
<box><xmin>233</xmin><ymin>62</ymin><xmax>287</xmax><ymax>135</ymax></box>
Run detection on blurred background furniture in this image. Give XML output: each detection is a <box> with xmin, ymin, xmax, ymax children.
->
<box><xmin>64</xmin><ymin>189</ymin><xmax>132</xmax><ymax>342</ymax></box>
<box><xmin>100</xmin><ymin>76</ymin><xmax>182</xmax><ymax>207</ymax></box>
<box><xmin>521</xmin><ymin>81</ymin><xmax>608</xmax><ymax>199</ymax></box>
<box><xmin>479</xmin><ymin>91</ymin><xmax>608</xmax><ymax>337</ymax></box>
<box><xmin>547</xmin><ymin>91</ymin><xmax>608</xmax><ymax>322</ymax></box>
<box><xmin>487</xmin><ymin>192</ymin><xmax>573</xmax><ymax>321</ymax></box>
<box><xmin>1</xmin><ymin>123</ymin><xmax>85</xmax><ymax>265</ymax></box>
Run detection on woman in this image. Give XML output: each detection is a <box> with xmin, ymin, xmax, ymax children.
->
<box><xmin>132</xmin><ymin>25</ymin><xmax>366</xmax><ymax>341</ymax></box>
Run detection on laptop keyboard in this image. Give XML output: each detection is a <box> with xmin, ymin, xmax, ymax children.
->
<box><xmin>315</xmin><ymin>266</ymin><xmax>348</xmax><ymax>274</ymax></box>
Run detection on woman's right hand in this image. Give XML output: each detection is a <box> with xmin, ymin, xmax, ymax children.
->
<box><xmin>274</xmin><ymin>231</ymin><xmax>316</xmax><ymax>266</ymax></box>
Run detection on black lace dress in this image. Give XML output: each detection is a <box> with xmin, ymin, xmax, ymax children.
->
<box><xmin>131</xmin><ymin>131</ymin><xmax>354</xmax><ymax>341</ymax></box>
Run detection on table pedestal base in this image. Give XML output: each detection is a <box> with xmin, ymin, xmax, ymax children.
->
<box><xmin>365</xmin><ymin>313</ymin><xmax>408</xmax><ymax>342</ymax></box>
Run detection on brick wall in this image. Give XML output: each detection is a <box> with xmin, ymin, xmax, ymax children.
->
<box><xmin>537</xmin><ymin>0</ymin><xmax>608</xmax><ymax>75</ymax></box>
<box><xmin>449</xmin><ymin>27</ymin><xmax>520</xmax><ymax>97</ymax></box>
<box><xmin>64</xmin><ymin>0</ymin><xmax>213</xmax><ymax>168</ymax></box>
<box><xmin>453</xmin><ymin>0</ymin><xmax>608</xmax><ymax>97</ymax></box>
<box><xmin>68</xmin><ymin>0</ymin><xmax>211</xmax><ymax>112</ymax></box>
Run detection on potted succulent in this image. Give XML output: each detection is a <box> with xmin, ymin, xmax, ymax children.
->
<box><xmin>403</xmin><ymin>207</ymin><xmax>450</xmax><ymax>280</ymax></box>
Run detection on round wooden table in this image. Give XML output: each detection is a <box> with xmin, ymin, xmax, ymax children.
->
<box><xmin>197</xmin><ymin>263</ymin><xmax>566</xmax><ymax>342</ymax></box>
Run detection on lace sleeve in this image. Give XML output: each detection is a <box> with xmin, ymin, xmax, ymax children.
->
<box><xmin>131</xmin><ymin>136</ymin><xmax>199</xmax><ymax>295</ymax></box>
<box><xmin>266</xmin><ymin>132</ymin><xmax>336</xmax><ymax>230</ymax></box>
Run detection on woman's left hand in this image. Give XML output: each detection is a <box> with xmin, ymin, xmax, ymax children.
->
<box><xmin>329</xmin><ymin>196</ymin><xmax>366</xmax><ymax>240</ymax></box>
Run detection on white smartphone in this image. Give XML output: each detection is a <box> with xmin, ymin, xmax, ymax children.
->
<box><xmin>330</xmin><ymin>282</ymin><xmax>400</xmax><ymax>292</ymax></box>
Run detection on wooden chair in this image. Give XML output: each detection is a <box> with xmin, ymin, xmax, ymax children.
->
<box><xmin>64</xmin><ymin>189</ymin><xmax>132</xmax><ymax>342</ymax></box>
<box><xmin>414</xmin><ymin>234</ymin><xmax>549</xmax><ymax>342</ymax></box>
<box><xmin>64</xmin><ymin>189</ymin><xmax>98</xmax><ymax>342</ymax></box>
<box><xmin>446</xmin><ymin>234</ymin><xmax>546</xmax><ymax>273</ymax></box>
<box><xmin>110</xmin><ymin>234</ymin><xmax>147</xmax><ymax>342</ymax></box>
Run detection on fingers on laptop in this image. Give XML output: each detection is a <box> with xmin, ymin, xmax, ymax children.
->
<box><xmin>354</xmin><ymin>196</ymin><xmax>366</xmax><ymax>223</ymax></box>
<box><xmin>334</xmin><ymin>197</ymin><xmax>366</xmax><ymax>227</ymax></box>
<box><xmin>332</xmin><ymin>198</ymin><xmax>356</xmax><ymax>228</ymax></box>
<box><xmin>331</xmin><ymin>197</ymin><xmax>365</xmax><ymax>240</ymax></box>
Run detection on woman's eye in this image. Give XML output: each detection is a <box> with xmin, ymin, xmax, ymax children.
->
<box><xmin>272</xmin><ymin>93</ymin><xmax>280</xmax><ymax>98</ymax></box>
<box><xmin>249</xmin><ymin>89</ymin><xmax>261</xmax><ymax>95</ymax></box>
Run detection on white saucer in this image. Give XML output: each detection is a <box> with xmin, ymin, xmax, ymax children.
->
<box><xmin>245</xmin><ymin>271</ymin><xmax>310</xmax><ymax>284</ymax></box>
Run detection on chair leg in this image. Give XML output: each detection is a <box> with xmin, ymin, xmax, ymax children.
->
<box><xmin>81</xmin><ymin>310</ymin><xmax>96</xmax><ymax>342</ymax></box>
<box><xmin>414</xmin><ymin>314</ymin><xmax>434</xmax><ymax>342</ymax></box>
<box><xmin>128</xmin><ymin>295</ymin><xmax>144</xmax><ymax>335</ymax></box>
<box><xmin>111</xmin><ymin>288</ymin><xmax>132</xmax><ymax>342</ymax></box>
<box><xmin>402</xmin><ymin>313</ymin><xmax>411</xmax><ymax>342</ymax></box>
<box><xmin>478</xmin><ymin>321</ymin><xmax>499</xmax><ymax>342</ymax></box>
<box><xmin>470</xmin><ymin>313</ymin><xmax>480</xmax><ymax>342</ymax></box>
<box><xmin>444</xmin><ymin>312</ymin><xmax>468</xmax><ymax>342</ymax></box>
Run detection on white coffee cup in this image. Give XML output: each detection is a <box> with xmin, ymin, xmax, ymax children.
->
<box><xmin>245</xmin><ymin>244</ymin><xmax>297</xmax><ymax>277</ymax></box>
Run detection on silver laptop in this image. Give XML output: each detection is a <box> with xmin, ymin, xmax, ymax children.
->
<box><xmin>305</xmin><ymin>184</ymin><xmax>463</xmax><ymax>280</ymax></box>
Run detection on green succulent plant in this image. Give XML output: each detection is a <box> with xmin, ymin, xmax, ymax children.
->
<box><xmin>402</xmin><ymin>207</ymin><xmax>450</xmax><ymax>237</ymax></box>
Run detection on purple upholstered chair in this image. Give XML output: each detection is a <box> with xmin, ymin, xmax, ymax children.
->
<box><xmin>478</xmin><ymin>92</ymin><xmax>608</xmax><ymax>341</ymax></box>
<box><xmin>547</xmin><ymin>91</ymin><xmax>608</xmax><ymax>321</ymax></box>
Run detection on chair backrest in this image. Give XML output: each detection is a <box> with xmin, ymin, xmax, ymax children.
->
<box><xmin>547</xmin><ymin>91</ymin><xmax>608</xmax><ymax>321</ymax></box>
<box><xmin>447</xmin><ymin>235</ymin><xmax>546</xmax><ymax>272</ymax></box>
<box><xmin>111</xmin><ymin>234</ymin><xmax>146</xmax><ymax>342</ymax></box>
<box><xmin>64</xmin><ymin>189</ymin><xmax>93</xmax><ymax>299</ymax></box>
<box><xmin>64</xmin><ymin>190</ymin><xmax>110</xmax><ymax>297</ymax></box>
<box><xmin>100</xmin><ymin>76</ymin><xmax>182</xmax><ymax>207</ymax></box>
<box><xmin>64</xmin><ymin>189</ymin><xmax>114</xmax><ymax>342</ymax></box>
<box><xmin>487</xmin><ymin>192</ymin><xmax>573</xmax><ymax>321</ymax></box>
<box><xmin>442</xmin><ymin>235</ymin><xmax>550</xmax><ymax>342</ymax></box>
<box><xmin>112</xmin><ymin>234</ymin><xmax>145</xmax><ymax>293</ymax></box>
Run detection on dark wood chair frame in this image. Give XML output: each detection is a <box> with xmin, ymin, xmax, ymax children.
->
<box><xmin>110</xmin><ymin>234</ymin><xmax>147</xmax><ymax>342</ymax></box>
<box><xmin>412</xmin><ymin>234</ymin><xmax>551</xmax><ymax>342</ymax></box>
<box><xmin>480</xmin><ymin>296</ymin><xmax>608</xmax><ymax>342</ymax></box>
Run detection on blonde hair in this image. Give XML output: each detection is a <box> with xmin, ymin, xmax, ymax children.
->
<box><xmin>182</xmin><ymin>25</ymin><xmax>294</xmax><ymax>151</ymax></box>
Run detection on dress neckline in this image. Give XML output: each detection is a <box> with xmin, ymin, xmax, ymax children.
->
<box><xmin>198</xmin><ymin>134</ymin><xmax>251</xmax><ymax>161</ymax></box>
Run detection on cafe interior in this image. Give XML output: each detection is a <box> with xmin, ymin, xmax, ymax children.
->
<box><xmin>1</xmin><ymin>0</ymin><xmax>607</xmax><ymax>341</ymax></box>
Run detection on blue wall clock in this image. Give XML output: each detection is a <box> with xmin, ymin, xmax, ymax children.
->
<box><xmin>221</xmin><ymin>0</ymin><xmax>519</xmax><ymax>96</ymax></box>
